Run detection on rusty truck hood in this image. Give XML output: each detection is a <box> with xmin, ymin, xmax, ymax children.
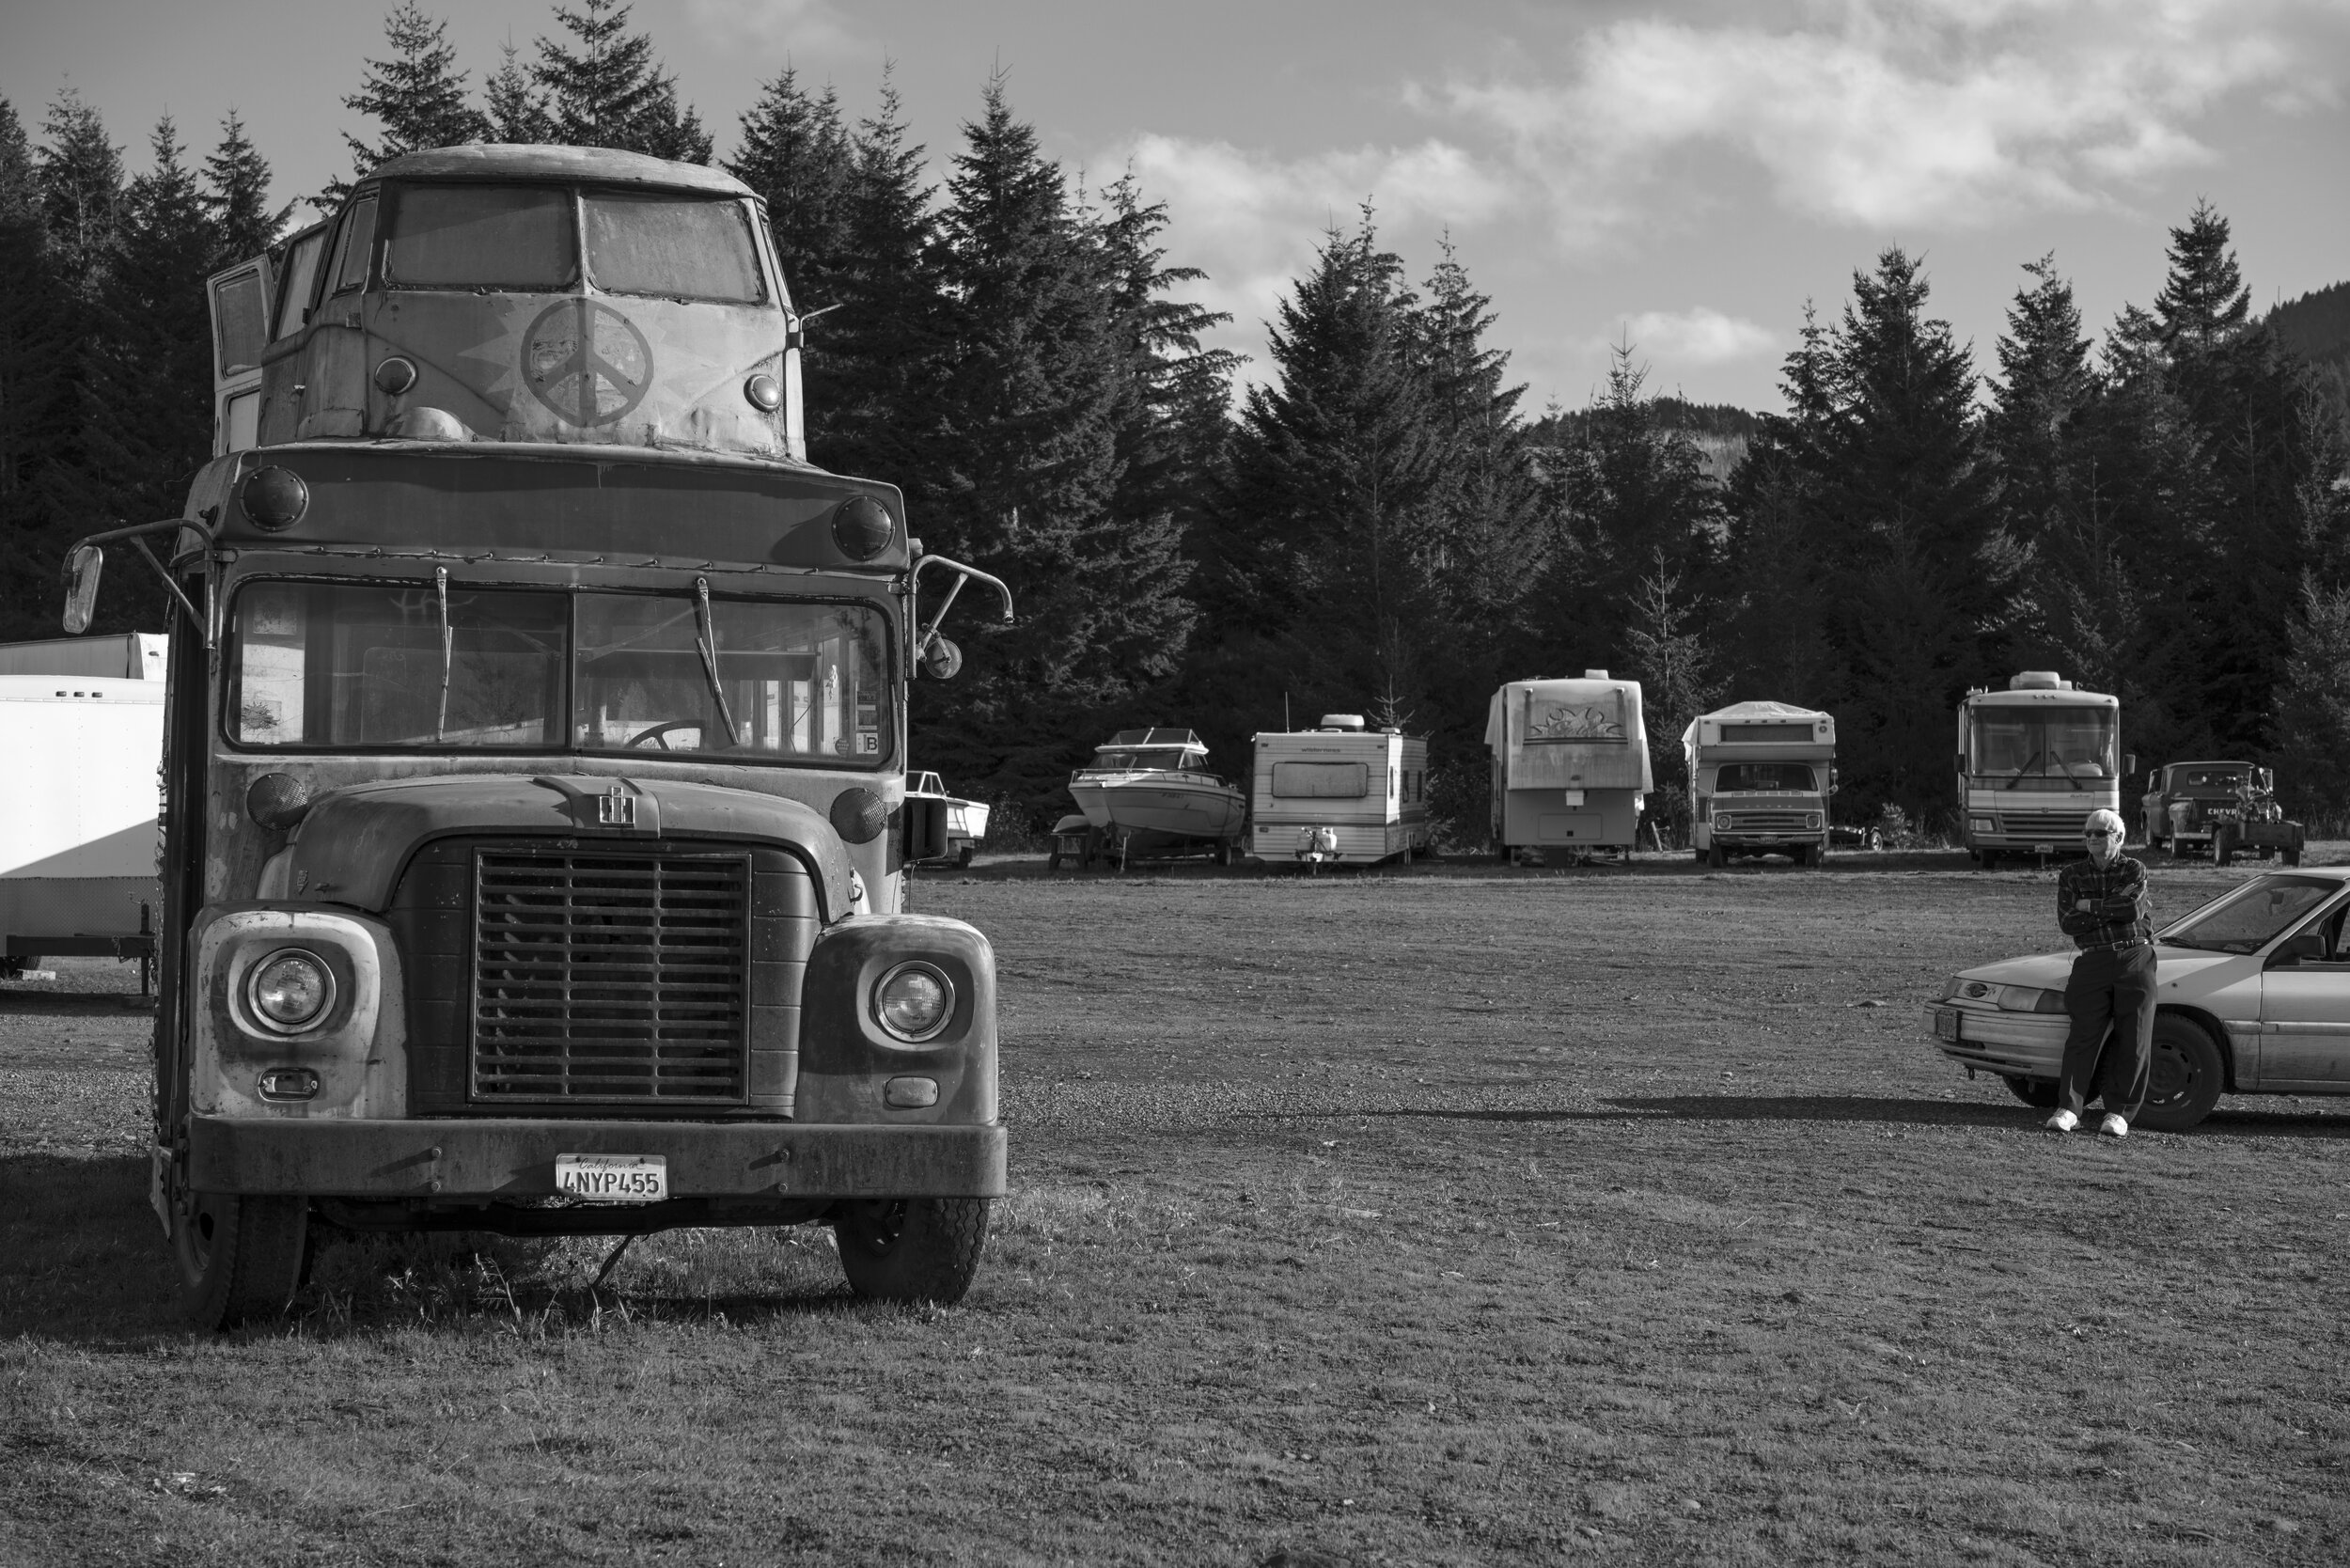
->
<box><xmin>278</xmin><ymin>773</ymin><xmax>854</xmax><ymax>917</ymax></box>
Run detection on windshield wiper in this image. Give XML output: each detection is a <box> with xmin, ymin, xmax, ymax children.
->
<box><xmin>433</xmin><ymin>567</ymin><xmax>452</xmax><ymax>743</ymax></box>
<box><xmin>692</xmin><ymin>576</ymin><xmax>740</xmax><ymax>748</ymax></box>
<box><xmin>2002</xmin><ymin>751</ymin><xmax>2041</xmax><ymax>790</ymax></box>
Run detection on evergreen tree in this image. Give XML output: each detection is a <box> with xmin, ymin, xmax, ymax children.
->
<box><xmin>204</xmin><ymin>111</ymin><xmax>285</xmax><ymax>264</ymax></box>
<box><xmin>341</xmin><ymin>3</ymin><xmax>493</xmax><ymax>191</ymax></box>
<box><xmin>533</xmin><ymin>0</ymin><xmax>712</xmax><ymax>164</ymax></box>
<box><xmin>38</xmin><ymin>87</ymin><xmax>123</xmax><ymax>300</ymax></box>
<box><xmin>2269</xmin><ymin>573</ymin><xmax>2350</xmax><ymax>829</ymax></box>
<box><xmin>1987</xmin><ymin>254</ymin><xmax>2092</xmax><ymax>542</ymax></box>
<box><xmin>0</xmin><ymin>98</ymin><xmax>57</xmax><ymax>514</ymax></box>
<box><xmin>2154</xmin><ymin>198</ymin><xmax>2250</xmax><ymax>356</ymax></box>
<box><xmin>728</xmin><ymin>66</ymin><xmax>854</xmax><ymax>313</ymax></box>
<box><xmin>486</xmin><ymin>40</ymin><xmax>553</xmax><ymax>144</ymax></box>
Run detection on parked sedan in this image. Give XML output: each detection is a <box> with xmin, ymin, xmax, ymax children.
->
<box><xmin>1925</xmin><ymin>868</ymin><xmax>2350</xmax><ymax>1130</ymax></box>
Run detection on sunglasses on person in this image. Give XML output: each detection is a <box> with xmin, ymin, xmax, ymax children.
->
<box><xmin>2083</xmin><ymin>828</ymin><xmax>2119</xmax><ymax>840</ymax></box>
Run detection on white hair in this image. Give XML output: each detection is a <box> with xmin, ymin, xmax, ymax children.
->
<box><xmin>2087</xmin><ymin>808</ymin><xmax>2124</xmax><ymax>836</ymax></box>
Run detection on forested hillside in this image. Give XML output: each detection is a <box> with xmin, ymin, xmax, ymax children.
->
<box><xmin>4</xmin><ymin>0</ymin><xmax>2348</xmax><ymax>834</ymax></box>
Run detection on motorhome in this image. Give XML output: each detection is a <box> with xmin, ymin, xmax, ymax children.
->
<box><xmin>1248</xmin><ymin>714</ymin><xmax>1430</xmax><ymax>868</ymax></box>
<box><xmin>1486</xmin><ymin>671</ymin><xmax>1651</xmax><ymax>862</ymax></box>
<box><xmin>1684</xmin><ymin>701</ymin><xmax>1836</xmax><ymax>868</ymax></box>
<box><xmin>64</xmin><ymin>144</ymin><xmax>1014</xmax><ymax>1325</ymax></box>
<box><xmin>1956</xmin><ymin>672</ymin><xmax>2126</xmax><ymax>869</ymax></box>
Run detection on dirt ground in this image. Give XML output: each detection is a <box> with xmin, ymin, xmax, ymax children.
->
<box><xmin>4</xmin><ymin>851</ymin><xmax>2347</xmax><ymax>1566</ymax></box>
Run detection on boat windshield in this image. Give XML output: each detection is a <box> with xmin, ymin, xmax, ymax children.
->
<box><xmin>2159</xmin><ymin>875</ymin><xmax>2344</xmax><ymax>954</ymax></box>
<box><xmin>1968</xmin><ymin>705</ymin><xmax>2116</xmax><ymax>788</ymax></box>
<box><xmin>1091</xmin><ymin>746</ymin><xmax>1204</xmax><ymax>771</ymax></box>
<box><xmin>1716</xmin><ymin>762</ymin><xmax>1815</xmax><ymax>792</ymax></box>
<box><xmin>227</xmin><ymin>579</ymin><xmax>888</xmax><ymax>764</ymax></box>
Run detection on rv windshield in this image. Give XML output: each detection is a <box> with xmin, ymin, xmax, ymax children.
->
<box><xmin>228</xmin><ymin>580</ymin><xmax>888</xmax><ymax>763</ymax></box>
<box><xmin>1968</xmin><ymin>706</ymin><xmax>2116</xmax><ymax>784</ymax></box>
<box><xmin>1715</xmin><ymin>762</ymin><xmax>1815</xmax><ymax>792</ymax></box>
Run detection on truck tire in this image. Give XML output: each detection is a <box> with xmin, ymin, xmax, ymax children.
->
<box><xmin>1707</xmin><ymin>843</ymin><xmax>1726</xmax><ymax>869</ymax></box>
<box><xmin>2284</xmin><ymin>847</ymin><xmax>2302</xmax><ymax>868</ymax></box>
<box><xmin>834</xmin><ymin>1197</ymin><xmax>992</xmax><ymax>1305</ymax></box>
<box><xmin>2001</xmin><ymin>1074</ymin><xmax>2060</xmax><ymax>1109</ymax></box>
<box><xmin>174</xmin><ymin>1189</ymin><xmax>308</xmax><ymax>1329</ymax></box>
<box><xmin>2136</xmin><ymin>1014</ymin><xmax>2225</xmax><ymax>1133</ymax></box>
<box><xmin>1975</xmin><ymin>849</ymin><xmax>1998</xmax><ymax>870</ymax></box>
<box><xmin>2213</xmin><ymin>828</ymin><xmax>2236</xmax><ymax>868</ymax></box>
<box><xmin>956</xmin><ymin>844</ymin><xmax>976</xmax><ymax>869</ymax></box>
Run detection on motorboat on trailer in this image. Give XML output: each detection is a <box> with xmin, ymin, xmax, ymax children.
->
<box><xmin>1065</xmin><ymin>728</ymin><xmax>1246</xmax><ymax>864</ymax></box>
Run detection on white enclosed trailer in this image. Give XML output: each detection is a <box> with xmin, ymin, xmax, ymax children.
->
<box><xmin>0</xmin><ymin>632</ymin><xmax>166</xmax><ymax>682</ymax></box>
<box><xmin>0</xmin><ymin>671</ymin><xmax>165</xmax><ymax>970</ymax></box>
<box><xmin>1684</xmin><ymin>701</ymin><xmax>1836</xmax><ymax>867</ymax></box>
<box><xmin>1486</xmin><ymin>671</ymin><xmax>1652</xmax><ymax>860</ymax></box>
<box><xmin>1247</xmin><ymin>715</ymin><xmax>1431</xmax><ymax>867</ymax></box>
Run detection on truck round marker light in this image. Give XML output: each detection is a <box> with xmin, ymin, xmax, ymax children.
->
<box><xmin>875</xmin><ymin>964</ymin><xmax>953</xmax><ymax>1042</ymax></box>
<box><xmin>832</xmin><ymin>495</ymin><xmax>895</xmax><ymax>560</ymax></box>
<box><xmin>240</xmin><ymin>466</ymin><xmax>309</xmax><ymax>531</ymax></box>
<box><xmin>829</xmin><ymin>787</ymin><xmax>887</xmax><ymax>844</ymax></box>
<box><xmin>245</xmin><ymin>772</ymin><xmax>312</xmax><ymax>830</ymax></box>
<box><xmin>248</xmin><ymin>949</ymin><xmax>333</xmax><ymax>1032</ymax></box>
<box><xmin>373</xmin><ymin>356</ymin><xmax>418</xmax><ymax>395</ymax></box>
<box><xmin>744</xmin><ymin>372</ymin><xmax>782</xmax><ymax>412</ymax></box>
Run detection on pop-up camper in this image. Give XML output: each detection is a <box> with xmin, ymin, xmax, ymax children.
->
<box><xmin>1485</xmin><ymin>671</ymin><xmax>1651</xmax><ymax>861</ymax></box>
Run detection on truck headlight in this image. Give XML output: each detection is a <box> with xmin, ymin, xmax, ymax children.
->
<box><xmin>1715</xmin><ymin>814</ymin><xmax>1736</xmax><ymax>832</ymax></box>
<box><xmin>1969</xmin><ymin>816</ymin><xmax>1995</xmax><ymax>832</ymax></box>
<box><xmin>247</xmin><ymin>948</ymin><xmax>334</xmax><ymax>1032</ymax></box>
<box><xmin>875</xmin><ymin>962</ymin><xmax>954</xmax><ymax>1042</ymax></box>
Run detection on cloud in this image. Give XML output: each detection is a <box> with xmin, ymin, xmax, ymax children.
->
<box><xmin>1105</xmin><ymin>133</ymin><xmax>1518</xmax><ymax>373</ymax></box>
<box><xmin>1603</xmin><ymin>308</ymin><xmax>1779</xmax><ymax>367</ymax></box>
<box><xmin>1431</xmin><ymin>0</ymin><xmax>2342</xmax><ymax>237</ymax></box>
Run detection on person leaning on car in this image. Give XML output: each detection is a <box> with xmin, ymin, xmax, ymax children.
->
<box><xmin>2048</xmin><ymin>807</ymin><xmax>2154</xmax><ymax>1137</ymax></box>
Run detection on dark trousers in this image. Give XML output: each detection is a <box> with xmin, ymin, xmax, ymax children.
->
<box><xmin>2060</xmin><ymin>944</ymin><xmax>2155</xmax><ymax>1120</ymax></box>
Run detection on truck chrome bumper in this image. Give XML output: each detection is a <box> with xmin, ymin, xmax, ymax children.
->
<box><xmin>187</xmin><ymin>1115</ymin><xmax>1007</xmax><ymax>1200</ymax></box>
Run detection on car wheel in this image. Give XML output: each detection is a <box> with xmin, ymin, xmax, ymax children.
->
<box><xmin>833</xmin><ymin>1197</ymin><xmax>993</xmax><ymax>1304</ymax></box>
<box><xmin>2001</xmin><ymin>1074</ymin><xmax>2060</xmax><ymax>1109</ymax></box>
<box><xmin>2136</xmin><ymin>1014</ymin><xmax>2225</xmax><ymax>1132</ymax></box>
<box><xmin>173</xmin><ymin>1187</ymin><xmax>308</xmax><ymax>1329</ymax></box>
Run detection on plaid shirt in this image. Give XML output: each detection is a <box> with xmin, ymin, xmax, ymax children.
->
<box><xmin>2057</xmin><ymin>854</ymin><xmax>2154</xmax><ymax>949</ymax></box>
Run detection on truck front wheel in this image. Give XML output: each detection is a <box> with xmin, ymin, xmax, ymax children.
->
<box><xmin>833</xmin><ymin>1197</ymin><xmax>992</xmax><ymax>1305</ymax></box>
<box><xmin>173</xmin><ymin>1188</ymin><xmax>308</xmax><ymax>1329</ymax></box>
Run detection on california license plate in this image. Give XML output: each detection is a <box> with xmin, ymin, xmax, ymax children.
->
<box><xmin>1934</xmin><ymin>1009</ymin><xmax>1961</xmax><ymax>1043</ymax></box>
<box><xmin>556</xmin><ymin>1153</ymin><xmax>667</xmax><ymax>1203</ymax></box>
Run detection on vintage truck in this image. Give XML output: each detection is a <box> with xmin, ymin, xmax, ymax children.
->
<box><xmin>2141</xmin><ymin>760</ymin><xmax>2305</xmax><ymax>866</ymax></box>
<box><xmin>70</xmin><ymin>145</ymin><xmax>1012</xmax><ymax>1326</ymax></box>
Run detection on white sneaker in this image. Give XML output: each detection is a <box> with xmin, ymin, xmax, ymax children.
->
<box><xmin>2045</xmin><ymin>1109</ymin><xmax>2078</xmax><ymax>1133</ymax></box>
<box><xmin>2099</xmin><ymin>1114</ymin><xmax>2128</xmax><ymax>1138</ymax></box>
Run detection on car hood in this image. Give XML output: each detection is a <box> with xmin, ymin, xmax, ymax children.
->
<box><xmin>1955</xmin><ymin>946</ymin><xmax>2241</xmax><ymax>991</ymax></box>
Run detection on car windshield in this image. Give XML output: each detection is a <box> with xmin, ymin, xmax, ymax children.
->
<box><xmin>228</xmin><ymin>581</ymin><xmax>888</xmax><ymax>764</ymax></box>
<box><xmin>2159</xmin><ymin>875</ymin><xmax>2343</xmax><ymax>953</ymax></box>
<box><xmin>1967</xmin><ymin>705</ymin><xmax>2117</xmax><ymax>786</ymax></box>
<box><xmin>1716</xmin><ymin>762</ymin><xmax>1815</xmax><ymax>792</ymax></box>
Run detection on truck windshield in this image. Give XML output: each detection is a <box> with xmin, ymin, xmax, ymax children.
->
<box><xmin>1968</xmin><ymin>706</ymin><xmax>2116</xmax><ymax>783</ymax></box>
<box><xmin>383</xmin><ymin>184</ymin><xmax>579</xmax><ymax>290</ymax></box>
<box><xmin>584</xmin><ymin>192</ymin><xmax>766</xmax><ymax>304</ymax></box>
<box><xmin>1716</xmin><ymin>763</ymin><xmax>1814</xmax><ymax>792</ymax></box>
<box><xmin>228</xmin><ymin>581</ymin><xmax>887</xmax><ymax>763</ymax></box>
<box><xmin>2160</xmin><ymin>876</ymin><xmax>2342</xmax><ymax>954</ymax></box>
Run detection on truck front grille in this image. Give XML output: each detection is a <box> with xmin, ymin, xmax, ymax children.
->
<box><xmin>1719</xmin><ymin>810</ymin><xmax>1814</xmax><ymax>833</ymax></box>
<box><xmin>472</xmin><ymin>849</ymin><xmax>751</xmax><ymax>1104</ymax></box>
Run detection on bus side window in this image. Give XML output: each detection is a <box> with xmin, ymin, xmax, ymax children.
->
<box><xmin>329</xmin><ymin>195</ymin><xmax>378</xmax><ymax>295</ymax></box>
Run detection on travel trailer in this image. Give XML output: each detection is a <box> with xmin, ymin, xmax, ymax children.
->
<box><xmin>1684</xmin><ymin>700</ymin><xmax>1836</xmax><ymax>867</ymax></box>
<box><xmin>1248</xmin><ymin>714</ymin><xmax>1430</xmax><ymax>868</ymax></box>
<box><xmin>1486</xmin><ymin>671</ymin><xmax>1651</xmax><ymax>862</ymax></box>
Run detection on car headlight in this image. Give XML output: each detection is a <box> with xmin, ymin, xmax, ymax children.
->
<box><xmin>874</xmin><ymin>962</ymin><xmax>954</xmax><ymax>1042</ymax></box>
<box><xmin>1996</xmin><ymin>984</ymin><xmax>2067</xmax><ymax>1014</ymax></box>
<box><xmin>248</xmin><ymin>948</ymin><xmax>334</xmax><ymax>1032</ymax></box>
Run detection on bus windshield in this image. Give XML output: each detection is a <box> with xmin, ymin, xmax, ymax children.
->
<box><xmin>1968</xmin><ymin>705</ymin><xmax>2116</xmax><ymax>785</ymax></box>
<box><xmin>228</xmin><ymin>580</ymin><xmax>888</xmax><ymax>763</ymax></box>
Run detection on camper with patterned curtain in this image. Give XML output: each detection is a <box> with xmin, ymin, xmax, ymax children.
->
<box><xmin>1484</xmin><ymin>671</ymin><xmax>1652</xmax><ymax>864</ymax></box>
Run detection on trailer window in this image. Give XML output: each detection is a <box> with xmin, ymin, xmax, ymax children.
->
<box><xmin>229</xmin><ymin>582</ymin><xmax>566</xmax><ymax>747</ymax></box>
<box><xmin>1716</xmin><ymin>763</ymin><xmax>1815</xmax><ymax>792</ymax></box>
<box><xmin>575</xmin><ymin>595</ymin><xmax>885</xmax><ymax>761</ymax></box>
<box><xmin>384</xmin><ymin>184</ymin><xmax>579</xmax><ymax>290</ymax></box>
<box><xmin>1272</xmin><ymin>761</ymin><xmax>1369</xmax><ymax>799</ymax></box>
<box><xmin>584</xmin><ymin>192</ymin><xmax>766</xmax><ymax>304</ymax></box>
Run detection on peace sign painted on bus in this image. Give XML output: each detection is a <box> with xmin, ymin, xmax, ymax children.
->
<box><xmin>524</xmin><ymin>299</ymin><xmax>653</xmax><ymax>428</ymax></box>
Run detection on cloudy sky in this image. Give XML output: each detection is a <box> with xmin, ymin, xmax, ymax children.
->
<box><xmin>7</xmin><ymin>0</ymin><xmax>2347</xmax><ymax>412</ymax></box>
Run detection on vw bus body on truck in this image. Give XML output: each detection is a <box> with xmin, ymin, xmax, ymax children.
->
<box><xmin>1248</xmin><ymin>714</ymin><xmax>1430</xmax><ymax>868</ymax></box>
<box><xmin>1956</xmin><ymin>672</ymin><xmax>2127</xmax><ymax>870</ymax></box>
<box><xmin>1684</xmin><ymin>701</ymin><xmax>1835</xmax><ymax>868</ymax></box>
<box><xmin>63</xmin><ymin>145</ymin><xmax>1013</xmax><ymax>1326</ymax></box>
<box><xmin>1486</xmin><ymin>671</ymin><xmax>1651</xmax><ymax>862</ymax></box>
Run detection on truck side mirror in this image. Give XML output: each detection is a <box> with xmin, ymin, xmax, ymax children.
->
<box><xmin>920</xmin><ymin>635</ymin><xmax>963</xmax><ymax>680</ymax></box>
<box><xmin>61</xmin><ymin>544</ymin><xmax>102</xmax><ymax>634</ymax></box>
<box><xmin>903</xmin><ymin>795</ymin><xmax>950</xmax><ymax>863</ymax></box>
<box><xmin>2123</xmin><ymin>753</ymin><xmax>2137</xmax><ymax>776</ymax></box>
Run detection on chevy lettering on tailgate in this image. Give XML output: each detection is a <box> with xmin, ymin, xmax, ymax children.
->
<box><xmin>556</xmin><ymin>1153</ymin><xmax>668</xmax><ymax>1203</ymax></box>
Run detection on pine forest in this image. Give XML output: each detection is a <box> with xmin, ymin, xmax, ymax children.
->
<box><xmin>5</xmin><ymin>1</ymin><xmax>2348</xmax><ymax>840</ymax></box>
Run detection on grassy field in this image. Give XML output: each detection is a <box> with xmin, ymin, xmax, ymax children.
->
<box><xmin>5</xmin><ymin>852</ymin><xmax>2349</xmax><ymax>1566</ymax></box>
